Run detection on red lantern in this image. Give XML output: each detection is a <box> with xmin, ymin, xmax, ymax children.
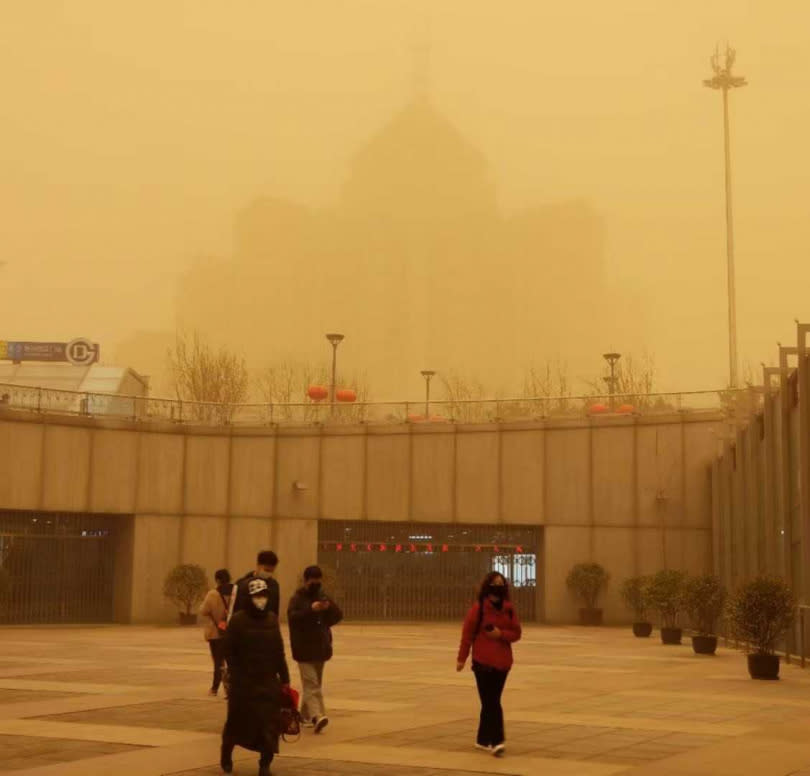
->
<box><xmin>336</xmin><ymin>388</ymin><xmax>357</xmax><ymax>403</ymax></box>
<box><xmin>428</xmin><ymin>415</ymin><xmax>447</xmax><ymax>423</ymax></box>
<box><xmin>408</xmin><ymin>414</ymin><xmax>426</xmax><ymax>423</ymax></box>
<box><xmin>307</xmin><ymin>385</ymin><xmax>328</xmax><ymax>401</ymax></box>
<box><xmin>589</xmin><ymin>403</ymin><xmax>608</xmax><ymax>415</ymax></box>
<box><xmin>617</xmin><ymin>404</ymin><xmax>635</xmax><ymax>414</ymax></box>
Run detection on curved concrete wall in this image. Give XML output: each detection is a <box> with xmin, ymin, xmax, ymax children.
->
<box><xmin>0</xmin><ymin>409</ymin><xmax>721</xmax><ymax>624</ymax></box>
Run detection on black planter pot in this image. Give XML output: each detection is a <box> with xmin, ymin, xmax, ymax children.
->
<box><xmin>748</xmin><ymin>653</ymin><xmax>780</xmax><ymax>680</ymax></box>
<box><xmin>632</xmin><ymin>622</ymin><xmax>653</xmax><ymax>638</ymax></box>
<box><xmin>578</xmin><ymin>608</ymin><xmax>603</xmax><ymax>626</ymax></box>
<box><xmin>691</xmin><ymin>635</ymin><xmax>718</xmax><ymax>655</ymax></box>
<box><xmin>660</xmin><ymin>627</ymin><xmax>682</xmax><ymax>645</ymax></box>
<box><xmin>178</xmin><ymin>613</ymin><xmax>198</xmax><ymax>626</ymax></box>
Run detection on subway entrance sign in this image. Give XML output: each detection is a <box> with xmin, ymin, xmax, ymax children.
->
<box><xmin>0</xmin><ymin>338</ymin><xmax>100</xmax><ymax>366</ymax></box>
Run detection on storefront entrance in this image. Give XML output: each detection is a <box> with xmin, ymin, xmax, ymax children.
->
<box><xmin>318</xmin><ymin>521</ymin><xmax>541</xmax><ymax>621</ymax></box>
<box><xmin>0</xmin><ymin>510</ymin><xmax>121</xmax><ymax>624</ymax></box>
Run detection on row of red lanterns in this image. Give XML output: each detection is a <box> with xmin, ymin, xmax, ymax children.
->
<box><xmin>307</xmin><ymin>385</ymin><xmax>357</xmax><ymax>403</ymax></box>
<box><xmin>321</xmin><ymin>542</ymin><xmax>525</xmax><ymax>554</ymax></box>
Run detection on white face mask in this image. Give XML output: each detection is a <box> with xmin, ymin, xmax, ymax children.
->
<box><xmin>253</xmin><ymin>596</ymin><xmax>269</xmax><ymax>611</ymax></box>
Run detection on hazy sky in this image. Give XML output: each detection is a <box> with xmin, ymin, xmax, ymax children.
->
<box><xmin>2</xmin><ymin>1</ymin><xmax>809</xmax><ymax>395</ymax></box>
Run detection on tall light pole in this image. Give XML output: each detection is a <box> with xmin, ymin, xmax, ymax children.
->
<box><xmin>420</xmin><ymin>370</ymin><xmax>436</xmax><ymax>419</ymax></box>
<box><xmin>603</xmin><ymin>352</ymin><xmax>621</xmax><ymax>410</ymax></box>
<box><xmin>325</xmin><ymin>333</ymin><xmax>344</xmax><ymax>414</ymax></box>
<box><xmin>704</xmin><ymin>44</ymin><xmax>747</xmax><ymax>388</ymax></box>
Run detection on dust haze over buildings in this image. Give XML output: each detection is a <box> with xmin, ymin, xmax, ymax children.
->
<box><xmin>2</xmin><ymin>2</ymin><xmax>809</xmax><ymax>400</ymax></box>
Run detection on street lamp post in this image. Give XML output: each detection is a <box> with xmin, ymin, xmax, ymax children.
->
<box><xmin>325</xmin><ymin>333</ymin><xmax>344</xmax><ymax>414</ymax></box>
<box><xmin>704</xmin><ymin>44</ymin><xmax>747</xmax><ymax>389</ymax></box>
<box><xmin>420</xmin><ymin>370</ymin><xmax>436</xmax><ymax>419</ymax></box>
<box><xmin>602</xmin><ymin>352</ymin><xmax>621</xmax><ymax>411</ymax></box>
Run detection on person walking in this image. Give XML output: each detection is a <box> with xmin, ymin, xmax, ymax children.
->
<box><xmin>287</xmin><ymin>565</ymin><xmax>343</xmax><ymax>734</ymax></box>
<box><xmin>221</xmin><ymin>578</ymin><xmax>291</xmax><ymax>776</ymax></box>
<box><xmin>199</xmin><ymin>568</ymin><xmax>233</xmax><ymax>697</ymax></box>
<box><xmin>456</xmin><ymin>571</ymin><xmax>521</xmax><ymax>758</ymax></box>
<box><xmin>230</xmin><ymin>550</ymin><xmax>280</xmax><ymax>617</ymax></box>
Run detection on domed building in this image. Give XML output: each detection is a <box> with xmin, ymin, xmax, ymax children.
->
<box><xmin>177</xmin><ymin>95</ymin><xmax>609</xmax><ymax>399</ymax></box>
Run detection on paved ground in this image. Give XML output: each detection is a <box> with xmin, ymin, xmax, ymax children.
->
<box><xmin>2</xmin><ymin>624</ymin><xmax>810</xmax><ymax>775</ymax></box>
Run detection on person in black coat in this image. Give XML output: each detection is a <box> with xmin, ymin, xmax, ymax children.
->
<box><xmin>221</xmin><ymin>577</ymin><xmax>291</xmax><ymax>776</ymax></box>
<box><xmin>230</xmin><ymin>550</ymin><xmax>280</xmax><ymax>617</ymax></box>
<box><xmin>287</xmin><ymin>565</ymin><xmax>343</xmax><ymax>733</ymax></box>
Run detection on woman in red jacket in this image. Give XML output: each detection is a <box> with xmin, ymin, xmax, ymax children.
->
<box><xmin>456</xmin><ymin>571</ymin><xmax>522</xmax><ymax>757</ymax></box>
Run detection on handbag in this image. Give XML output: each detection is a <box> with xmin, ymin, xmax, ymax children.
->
<box><xmin>280</xmin><ymin>685</ymin><xmax>302</xmax><ymax>742</ymax></box>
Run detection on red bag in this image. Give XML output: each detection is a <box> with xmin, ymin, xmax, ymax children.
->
<box><xmin>280</xmin><ymin>686</ymin><xmax>302</xmax><ymax>742</ymax></box>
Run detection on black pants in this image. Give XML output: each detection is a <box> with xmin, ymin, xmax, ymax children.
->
<box><xmin>472</xmin><ymin>663</ymin><xmax>509</xmax><ymax>747</ymax></box>
<box><xmin>208</xmin><ymin>639</ymin><xmax>227</xmax><ymax>692</ymax></box>
<box><xmin>221</xmin><ymin>736</ymin><xmax>273</xmax><ymax>768</ymax></box>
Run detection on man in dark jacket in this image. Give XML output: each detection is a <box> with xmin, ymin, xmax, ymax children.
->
<box><xmin>221</xmin><ymin>577</ymin><xmax>290</xmax><ymax>776</ymax></box>
<box><xmin>230</xmin><ymin>550</ymin><xmax>280</xmax><ymax>618</ymax></box>
<box><xmin>287</xmin><ymin>565</ymin><xmax>343</xmax><ymax>734</ymax></box>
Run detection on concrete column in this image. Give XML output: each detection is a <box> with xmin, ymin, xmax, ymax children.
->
<box><xmin>711</xmin><ymin>459</ymin><xmax>721</xmax><ymax>577</ymax></box>
<box><xmin>797</xmin><ymin>324</ymin><xmax>810</xmax><ymax>603</ymax></box>
<box><xmin>779</xmin><ymin>346</ymin><xmax>797</xmax><ymax>593</ymax></box>
<box><xmin>761</xmin><ymin>371</ymin><xmax>779</xmax><ymax>576</ymax></box>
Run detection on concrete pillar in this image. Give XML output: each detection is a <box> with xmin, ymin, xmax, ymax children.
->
<box><xmin>797</xmin><ymin>323</ymin><xmax>810</xmax><ymax>603</ymax></box>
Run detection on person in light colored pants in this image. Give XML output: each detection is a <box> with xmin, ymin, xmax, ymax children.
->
<box><xmin>287</xmin><ymin>566</ymin><xmax>343</xmax><ymax>734</ymax></box>
<box><xmin>299</xmin><ymin>660</ymin><xmax>326</xmax><ymax>722</ymax></box>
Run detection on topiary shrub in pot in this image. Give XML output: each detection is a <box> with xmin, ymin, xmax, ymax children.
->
<box><xmin>620</xmin><ymin>576</ymin><xmax>652</xmax><ymax>637</ymax></box>
<box><xmin>163</xmin><ymin>564</ymin><xmax>208</xmax><ymax>625</ymax></box>
<box><xmin>647</xmin><ymin>569</ymin><xmax>687</xmax><ymax>644</ymax></box>
<box><xmin>684</xmin><ymin>574</ymin><xmax>727</xmax><ymax>655</ymax></box>
<box><xmin>566</xmin><ymin>562</ymin><xmax>609</xmax><ymax>626</ymax></box>
<box><xmin>727</xmin><ymin>575</ymin><xmax>795</xmax><ymax>680</ymax></box>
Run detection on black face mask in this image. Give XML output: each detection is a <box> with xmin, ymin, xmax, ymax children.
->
<box><xmin>486</xmin><ymin>585</ymin><xmax>506</xmax><ymax>599</ymax></box>
<box><xmin>307</xmin><ymin>582</ymin><xmax>322</xmax><ymax>595</ymax></box>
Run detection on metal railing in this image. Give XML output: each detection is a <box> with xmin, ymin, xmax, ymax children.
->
<box><xmin>0</xmin><ymin>381</ymin><xmax>753</xmax><ymax>427</ymax></box>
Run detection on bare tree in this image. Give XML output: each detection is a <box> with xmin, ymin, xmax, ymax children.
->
<box><xmin>520</xmin><ymin>359</ymin><xmax>575</xmax><ymax>417</ymax></box>
<box><xmin>438</xmin><ymin>372</ymin><xmax>494</xmax><ymax>422</ymax></box>
<box><xmin>584</xmin><ymin>352</ymin><xmax>666</xmax><ymax>410</ymax></box>
<box><xmin>256</xmin><ymin>360</ymin><xmax>371</xmax><ymax>423</ymax></box>
<box><xmin>168</xmin><ymin>331</ymin><xmax>249</xmax><ymax>423</ymax></box>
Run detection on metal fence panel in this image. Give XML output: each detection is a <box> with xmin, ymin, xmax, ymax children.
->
<box><xmin>318</xmin><ymin>520</ymin><xmax>540</xmax><ymax>622</ymax></box>
<box><xmin>0</xmin><ymin>511</ymin><xmax>118</xmax><ymax>624</ymax></box>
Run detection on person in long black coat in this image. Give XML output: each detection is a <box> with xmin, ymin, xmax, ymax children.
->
<box><xmin>221</xmin><ymin>578</ymin><xmax>290</xmax><ymax>776</ymax></box>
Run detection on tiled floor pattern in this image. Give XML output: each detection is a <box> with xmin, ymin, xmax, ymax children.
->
<box><xmin>0</xmin><ymin>733</ymin><xmax>142</xmax><ymax>772</ymax></box>
<box><xmin>1</xmin><ymin>624</ymin><xmax>810</xmax><ymax>775</ymax></box>
<box><xmin>170</xmin><ymin>758</ymin><xmax>495</xmax><ymax>776</ymax></box>
<box><xmin>349</xmin><ymin>719</ymin><xmax>725</xmax><ymax>767</ymax></box>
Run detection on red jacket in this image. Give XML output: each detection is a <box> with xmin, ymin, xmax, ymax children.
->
<box><xmin>457</xmin><ymin>599</ymin><xmax>522</xmax><ymax>671</ymax></box>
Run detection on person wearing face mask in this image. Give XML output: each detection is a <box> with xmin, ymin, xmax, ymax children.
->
<box><xmin>230</xmin><ymin>550</ymin><xmax>281</xmax><ymax>619</ymax></box>
<box><xmin>456</xmin><ymin>572</ymin><xmax>522</xmax><ymax>758</ymax></box>
<box><xmin>287</xmin><ymin>565</ymin><xmax>343</xmax><ymax>734</ymax></box>
<box><xmin>220</xmin><ymin>578</ymin><xmax>291</xmax><ymax>776</ymax></box>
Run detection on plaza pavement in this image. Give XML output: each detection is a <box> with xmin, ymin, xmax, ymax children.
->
<box><xmin>2</xmin><ymin>623</ymin><xmax>810</xmax><ymax>775</ymax></box>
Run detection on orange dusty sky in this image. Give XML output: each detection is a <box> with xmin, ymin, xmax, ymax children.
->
<box><xmin>1</xmin><ymin>1</ymin><xmax>808</xmax><ymax>395</ymax></box>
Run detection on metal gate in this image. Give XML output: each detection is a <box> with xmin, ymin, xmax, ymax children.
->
<box><xmin>318</xmin><ymin>521</ymin><xmax>540</xmax><ymax>621</ymax></box>
<box><xmin>0</xmin><ymin>510</ymin><xmax>118</xmax><ymax>624</ymax></box>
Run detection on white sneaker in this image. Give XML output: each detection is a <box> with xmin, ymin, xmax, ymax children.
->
<box><xmin>492</xmin><ymin>743</ymin><xmax>506</xmax><ymax>757</ymax></box>
<box><xmin>314</xmin><ymin>716</ymin><xmax>329</xmax><ymax>734</ymax></box>
<box><xmin>475</xmin><ymin>743</ymin><xmax>493</xmax><ymax>752</ymax></box>
<box><xmin>301</xmin><ymin>718</ymin><xmax>314</xmax><ymax>728</ymax></box>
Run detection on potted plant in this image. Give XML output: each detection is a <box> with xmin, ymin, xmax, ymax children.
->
<box><xmin>566</xmin><ymin>562</ymin><xmax>609</xmax><ymax>626</ymax></box>
<box><xmin>727</xmin><ymin>575</ymin><xmax>795</xmax><ymax>680</ymax></box>
<box><xmin>163</xmin><ymin>564</ymin><xmax>208</xmax><ymax>625</ymax></box>
<box><xmin>620</xmin><ymin>576</ymin><xmax>652</xmax><ymax>637</ymax></box>
<box><xmin>647</xmin><ymin>569</ymin><xmax>687</xmax><ymax>644</ymax></box>
<box><xmin>684</xmin><ymin>574</ymin><xmax>727</xmax><ymax>655</ymax></box>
